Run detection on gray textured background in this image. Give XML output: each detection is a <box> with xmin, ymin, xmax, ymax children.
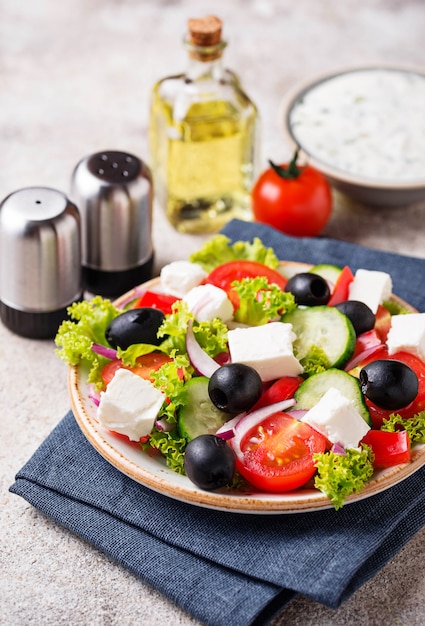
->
<box><xmin>1</xmin><ymin>1</ymin><xmax>425</xmax><ymax>625</ymax></box>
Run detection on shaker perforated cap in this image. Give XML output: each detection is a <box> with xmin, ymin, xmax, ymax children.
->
<box><xmin>0</xmin><ymin>187</ymin><xmax>82</xmax><ymax>339</ymax></box>
<box><xmin>71</xmin><ymin>150</ymin><xmax>154</xmax><ymax>297</ymax></box>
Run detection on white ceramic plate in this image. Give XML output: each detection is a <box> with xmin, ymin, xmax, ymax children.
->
<box><xmin>69</xmin><ymin>266</ymin><xmax>425</xmax><ymax>513</ymax></box>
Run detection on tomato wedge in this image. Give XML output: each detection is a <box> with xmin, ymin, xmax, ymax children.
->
<box><xmin>361</xmin><ymin>430</ymin><xmax>411</xmax><ymax>467</ymax></box>
<box><xmin>232</xmin><ymin>412</ymin><xmax>328</xmax><ymax>492</ymax></box>
<box><xmin>204</xmin><ymin>260</ymin><xmax>288</xmax><ymax>310</ymax></box>
<box><xmin>101</xmin><ymin>352</ymin><xmax>172</xmax><ymax>386</ymax></box>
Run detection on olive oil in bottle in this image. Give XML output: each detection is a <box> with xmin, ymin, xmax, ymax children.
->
<box><xmin>149</xmin><ymin>15</ymin><xmax>259</xmax><ymax>233</ymax></box>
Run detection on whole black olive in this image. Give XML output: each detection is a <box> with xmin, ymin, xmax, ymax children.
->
<box><xmin>105</xmin><ymin>307</ymin><xmax>165</xmax><ymax>350</ymax></box>
<box><xmin>208</xmin><ymin>363</ymin><xmax>263</xmax><ymax>413</ymax></box>
<box><xmin>359</xmin><ymin>359</ymin><xmax>418</xmax><ymax>410</ymax></box>
<box><xmin>184</xmin><ymin>434</ymin><xmax>236</xmax><ymax>490</ymax></box>
<box><xmin>335</xmin><ymin>300</ymin><xmax>376</xmax><ymax>336</ymax></box>
<box><xmin>284</xmin><ymin>272</ymin><xmax>330</xmax><ymax>306</ymax></box>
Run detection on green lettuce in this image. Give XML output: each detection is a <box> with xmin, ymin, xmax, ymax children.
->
<box><xmin>313</xmin><ymin>444</ymin><xmax>375</xmax><ymax>510</ymax></box>
<box><xmin>144</xmin><ymin>428</ymin><xmax>187</xmax><ymax>474</ymax></box>
<box><xmin>189</xmin><ymin>234</ymin><xmax>280</xmax><ymax>273</ymax></box>
<box><xmin>55</xmin><ymin>296</ymin><xmax>121</xmax><ymax>388</ymax></box>
<box><xmin>381</xmin><ymin>411</ymin><xmax>425</xmax><ymax>444</ymax></box>
<box><xmin>299</xmin><ymin>345</ymin><xmax>331</xmax><ymax>376</ymax></box>
<box><xmin>232</xmin><ymin>276</ymin><xmax>296</xmax><ymax>326</ymax></box>
<box><xmin>150</xmin><ymin>354</ymin><xmax>192</xmax><ymax>422</ymax></box>
<box><xmin>157</xmin><ymin>300</ymin><xmax>228</xmax><ymax>358</ymax></box>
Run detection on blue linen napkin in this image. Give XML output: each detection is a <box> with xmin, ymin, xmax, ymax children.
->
<box><xmin>10</xmin><ymin>219</ymin><xmax>425</xmax><ymax>626</ymax></box>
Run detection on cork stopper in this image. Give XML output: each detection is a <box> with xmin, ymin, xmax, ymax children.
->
<box><xmin>188</xmin><ymin>15</ymin><xmax>222</xmax><ymax>47</ymax></box>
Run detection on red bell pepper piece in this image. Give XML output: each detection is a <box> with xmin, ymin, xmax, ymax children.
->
<box><xmin>361</xmin><ymin>429</ymin><xmax>411</xmax><ymax>467</ymax></box>
<box><xmin>327</xmin><ymin>265</ymin><xmax>354</xmax><ymax>306</ymax></box>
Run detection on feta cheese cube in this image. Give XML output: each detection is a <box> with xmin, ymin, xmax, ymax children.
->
<box><xmin>387</xmin><ymin>312</ymin><xmax>425</xmax><ymax>361</ymax></box>
<box><xmin>301</xmin><ymin>387</ymin><xmax>370</xmax><ymax>449</ymax></box>
<box><xmin>97</xmin><ymin>368</ymin><xmax>165</xmax><ymax>441</ymax></box>
<box><xmin>348</xmin><ymin>269</ymin><xmax>392</xmax><ymax>313</ymax></box>
<box><xmin>227</xmin><ymin>321</ymin><xmax>303</xmax><ymax>381</ymax></box>
<box><xmin>160</xmin><ymin>261</ymin><xmax>208</xmax><ymax>298</ymax></box>
<box><xmin>183</xmin><ymin>284</ymin><xmax>234</xmax><ymax>322</ymax></box>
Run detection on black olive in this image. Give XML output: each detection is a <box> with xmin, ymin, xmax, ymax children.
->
<box><xmin>359</xmin><ymin>359</ymin><xmax>418</xmax><ymax>410</ymax></box>
<box><xmin>105</xmin><ymin>307</ymin><xmax>165</xmax><ymax>350</ymax></box>
<box><xmin>184</xmin><ymin>434</ymin><xmax>236</xmax><ymax>490</ymax></box>
<box><xmin>208</xmin><ymin>363</ymin><xmax>262</xmax><ymax>413</ymax></box>
<box><xmin>335</xmin><ymin>300</ymin><xmax>376</xmax><ymax>336</ymax></box>
<box><xmin>284</xmin><ymin>272</ymin><xmax>330</xmax><ymax>306</ymax></box>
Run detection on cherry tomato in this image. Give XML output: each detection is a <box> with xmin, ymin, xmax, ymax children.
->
<box><xmin>355</xmin><ymin>348</ymin><xmax>425</xmax><ymax>428</ymax></box>
<box><xmin>232</xmin><ymin>412</ymin><xmax>328</xmax><ymax>492</ymax></box>
<box><xmin>251</xmin><ymin>152</ymin><xmax>332</xmax><ymax>237</ymax></box>
<box><xmin>361</xmin><ymin>430</ymin><xmax>411</xmax><ymax>467</ymax></box>
<box><xmin>101</xmin><ymin>352</ymin><xmax>172</xmax><ymax>386</ymax></box>
<box><xmin>204</xmin><ymin>260</ymin><xmax>287</xmax><ymax>309</ymax></box>
<box><xmin>133</xmin><ymin>290</ymin><xmax>180</xmax><ymax>315</ymax></box>
<box><xmin>251</xmin><ymin>376</ymin><xmax>303</xmax><ymax>411</ymax></box>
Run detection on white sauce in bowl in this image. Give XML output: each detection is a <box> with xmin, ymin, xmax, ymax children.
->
<box><xmin>288</xmin><ymin>69</ymin><xmax>425</xmax><ymax>183</ymax></box>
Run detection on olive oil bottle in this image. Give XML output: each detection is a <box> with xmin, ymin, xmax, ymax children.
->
<box><xmin>149</xmin><ymin>15</ymin><xmax>259</xmax><ymax>233</ymax></box>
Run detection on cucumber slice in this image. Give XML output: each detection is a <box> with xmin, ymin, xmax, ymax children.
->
<box><xmin>282</xmin><ymin>305</ymin><xmax>356</xmax><ymax>369</ymax></box>
<box><xmin>295</xmin><ymin>368</ymin><xmax>371</xmax><ymax>425</ymax></box>
<box><xmin>178</xmin><ymin>377</ymin><xmax>230</xmax><ymax>442</ymax></box>
<box><xmin>310</xmin><ymin>264</ymin><xmax>342</xmax><ymax>286</ymax></box>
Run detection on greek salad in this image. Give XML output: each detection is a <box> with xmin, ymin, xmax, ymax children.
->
<box><xmin>55</xmin><ymin>235</ymin><xmax>425</xmax><ymax>509</ymax></box>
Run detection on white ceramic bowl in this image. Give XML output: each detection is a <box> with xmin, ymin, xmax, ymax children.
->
<box><xmin>281</xmin><ymin>66</ymin><xmax>425</xmax><ymax>207</ymax></box>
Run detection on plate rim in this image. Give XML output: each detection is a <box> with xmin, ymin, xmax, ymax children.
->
<box><xmin>68</xmin><ymin>261</ymin><xmax>425</xmax><ymax>514</ymax></box>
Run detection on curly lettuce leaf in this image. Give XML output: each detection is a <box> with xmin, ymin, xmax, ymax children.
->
<box><xmin>382</xmin><ymin>299</ymin><xmax>411</xmax><ymax>315</ymax></box>
<box><xmin>144</xmin><ymin>428</ymin><xmax>187</xmax><ymax>474</ymax></box>
<box><xmin>192</xmin><ymin>318</ymin><xmax>229</xmax><ymax>357</ymax></box>
<box><xmin>157</xmin><ymin>301</ymin><xmax>194</xmax><ymax>355</ymax></box>
<box><xmin>299</xmin><ymin>345</ymin><xmax>331</xmax><ymax>376</ymax></box>
<box><xmin>381</xmin><ymin>411</ymin><xmax>425</xmax><ymax>444</ymax></box>
<box><xmin>55</xmin><ymin>297</ymin><xmax>121</xmax><ymax>388</ymax></box>
<box><xmin>232</xmin><ymin>276</ymin><xmax>296</xmax><ymax>326</ymax></box>
<box><xmin>157</xmin><ymin>300</ymin><xmax>228</xmax><ymax>358</ymax></box>
<box><xmin>189</xmin><ymin>235</ymin><xmax>280</xmax><ymax>273</ymax></box>
<box><xmin>150</xmin><ymin>354</ymin><xmax>192</xmax><ymax>422</ymax></box>
<box><xmin>313</xmin><ymin>444</ymin><xmax>375</xmax><ymax>510</ymax></box>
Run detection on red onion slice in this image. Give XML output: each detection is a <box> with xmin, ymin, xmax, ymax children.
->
<box><xmin>216</xmin><ymin>413</ymin><xmax>246</xmax><ymax>440</ymax></box>
<box><xmin>185</xmin><ymin>320</ymin><xmax>221</xmax><ymax>378</ymax></box>
<box><xmin>91</xmin><ymin>343</ymin><xmax>117</xmax><ymax>360</ymax></box>
<box><xmin>344</xmin><ymin>343</ymin><xmax>384</xmax><ymax>372</ymax></box>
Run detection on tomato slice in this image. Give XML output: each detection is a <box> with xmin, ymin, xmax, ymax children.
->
<box><xmin>101</xmin><ymin>352</ymin><xmax>172</xmax><ymax>386</ymax></box>
<box><xmin>232</xmin><ymin>412</ymin><xmax>328</xmax><ymax>492</ymax></box>
<box><xmin>357</xmin><ymin>348</ymin><xmax>425</xmax><ymax>428</ymax></box>
<box><xmin>327</xmin><ymin>265</ymin><xmax>354</xmax><ymax>306</ymax></box>
<box><xmin>204</xmin><ymin>260</ymin><xmax>287</xmax><ymax>309</ymax></box>
<box><xmin>361</xmin><ymin>430</ymin><xmax>411</xmax><ymax>467</ymax></box>
<box><xmin>134</xmin><ymin>290</ymin><xmax>180</xmax><ymax>315</ymax></box>
<box><xmin>252</xmin><ymin>376</ymin><xmax>303</xmax><ymax>411</ymax></box>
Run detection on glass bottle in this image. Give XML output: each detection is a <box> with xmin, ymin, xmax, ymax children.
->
<box><xmin>149</xmin><ymin>15</ymin><xmax>259</xmax><ymax>234</ymax></box>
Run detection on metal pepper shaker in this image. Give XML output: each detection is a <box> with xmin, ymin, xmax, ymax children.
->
<box><xmin>0</xmin><ymin>187</ymin><xmax>83</xmax><ymax>339</ymax></box>
<box><xmin>71</xmin><ymin>150</ymin><xmax>154</xmax><ymax>297</ymax></box>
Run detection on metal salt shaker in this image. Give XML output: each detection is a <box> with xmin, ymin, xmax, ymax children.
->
<box><xmin>0</xmin><ymin>187</ymin><xmax>82</xmax><ymax>339</ymax></box>
<box><xmin>71</xmin><ymin>150</ymin><xmax>154</xmax><ymax>297</ymax></box>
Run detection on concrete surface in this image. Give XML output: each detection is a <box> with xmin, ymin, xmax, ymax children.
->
<box><xmin>1</xmin><ymin>1</ymin><xmax>425</xmax><ymax>625</ymax></box>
